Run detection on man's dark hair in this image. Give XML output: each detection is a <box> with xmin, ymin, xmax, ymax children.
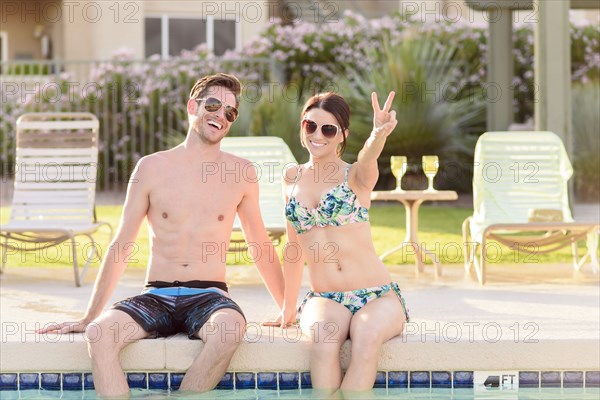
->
<box><xmin>189</xmin><ymin>73</ymin><xmax>242</xmax><ymax>108</ymax></box>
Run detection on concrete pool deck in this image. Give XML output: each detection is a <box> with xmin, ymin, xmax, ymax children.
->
<box><xmin>1</xmin><ymin>262</ymin><xmax>599</xmax><ymax>373</ymax></box>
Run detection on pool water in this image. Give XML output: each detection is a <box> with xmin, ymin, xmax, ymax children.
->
<box><xmin>1</xmin><ymin>388</ymin><xmax>599</xmax><ymax>399</ymax></box>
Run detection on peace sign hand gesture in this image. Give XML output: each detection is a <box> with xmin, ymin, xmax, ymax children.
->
<box><xmin>371</xmin><ymin>91</ymin><xmax>397</xmax><ymax>138</ymax></box>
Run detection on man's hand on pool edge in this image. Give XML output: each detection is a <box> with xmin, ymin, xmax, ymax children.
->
<box><xmin>37</xmin><ymin>319</ymin><xmax>89</xmax><ymax>334</ymax></box>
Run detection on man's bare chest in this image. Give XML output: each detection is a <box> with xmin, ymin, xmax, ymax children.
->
<box><xmin>147</xmin><ymin>171</ymin><xmax>244</xmax><ymax>225</ymax></box>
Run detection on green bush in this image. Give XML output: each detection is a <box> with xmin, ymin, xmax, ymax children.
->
<box><xmin>572</xmin><ymin>81</ymin><xmax>600</xmax><ymax>202</ymax></box>
<box><xmin>336</xmin><ymin>33</ymin><xmax>486</xmax><ymax>191</ymax></box>
<box><xmin>246</xmin><ymin>13</ymin><xmax>599</xmax><ymax>125</ymax></box>
<box><xmin>227</xmin><ymin>93</ymin><xmax>257</xmax><ymax>138</ymax></box>
<box><xmin>249</xmin><ymin>85</ymin><xmax>307</xmax><ymax>163</ymax></box>
<box><xmin>5</xmin><ymin>63</ymin><xmax>51</xmax><ymax>75</ymax></box>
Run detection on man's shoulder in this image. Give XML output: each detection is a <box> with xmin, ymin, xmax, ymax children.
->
<box><xmin>219</xmin><ymin>150</ymin><xmax>254</xmax><ymax>168</ymax></box>
<box><xmin>139</xmin><ymin>149</ymin><xmax>176</xmax><ymax>166</ymax></box>
<box><xmin>130</xmin><ymin>150</ymin><xmax>175</xmax><ymax>181</ymax></box>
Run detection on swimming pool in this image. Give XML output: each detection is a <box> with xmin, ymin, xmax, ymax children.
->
<box><xmin>1</xmin><ymin>370</ymin><xmax>599</xmax><ymax>399</ymax></box>
<box><xmin>1</xmin><ymin>388</ymin><xmax>600</xmax><ymax>399</ymax></box>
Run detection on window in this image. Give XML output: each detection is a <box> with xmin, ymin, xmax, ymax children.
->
<box><xmin>144</xmin><ymin>18</ymin><xmax>162</xmax><ymax>58</ymax></box>
<box><xmin>169</xmin><ymin>18</ymin><xmax>207</xmax><ymax>56</ymax></box>
<box><xmin>213</xmin><ymin>20</ymin><xmax>236</xmax><ymax>56</ymax></box>
<box><xmin>144</xmin><ymin>16</ymin><xmax>238</xmax><ymax>58</ymax></box>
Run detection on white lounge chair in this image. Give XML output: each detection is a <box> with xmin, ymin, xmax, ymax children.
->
<box><xmin>221</xmin><ymin>136</ymin><xmax>297</xmax><ymax>251</ymax></box>
<box><xmin>462</xmin><ymin>131</ymin><xmax>599</xmax><ymax>284</ymax></box>
<box><xmin>0</xmin><ymin>113</ymin><xmax>113</xmax><ymax>286</ymax></box>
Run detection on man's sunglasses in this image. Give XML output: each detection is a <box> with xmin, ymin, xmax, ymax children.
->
<box><xmin>301</xmin><ymin>119</ymin><xmax>339</xmax><ymax>139</ymax></box>
<box><xmin>196</xmin><ymin>97</ymin><xmax>239</xmax><ymax>123</ymax></box>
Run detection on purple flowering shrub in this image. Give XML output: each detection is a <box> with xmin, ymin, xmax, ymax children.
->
<box><xmin>246</xmin><ymin>10</ymin><xmax>598</xmax><ymax>122</ymax></box>
<box><xmin>0</xmin><ymin>47</ymin><xmax>269</xmax><ymax>189</ymax></box>
<box><xmin>1</xmin><ymin>11</ymin><xmax>598</xmax><ymax>193</ymax></box>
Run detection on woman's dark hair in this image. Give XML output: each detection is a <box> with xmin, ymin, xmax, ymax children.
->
<box><xmin>301</xmin><ymin>92</ymin><xmax>350</xmax><ymax>156</ymax></box>
<box><xmin>189</xmin><ymin>73</ymin><xmax>241</xmax><ymax>108</ymax></box>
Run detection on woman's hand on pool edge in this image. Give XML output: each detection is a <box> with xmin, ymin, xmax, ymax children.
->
<box><xmin>261</xmin><ymin>313</ymin><xmax>282</xmax><ymax>327</ymax></box>
<box><xmin>261</xmin><ymin>308</ymin><xmax>297</xmax><ymax>329</ymax></box>
<box><xmin>36</xmin><ymin>319</ymin><xmax>89</xmax><ymax>334</ymax></box>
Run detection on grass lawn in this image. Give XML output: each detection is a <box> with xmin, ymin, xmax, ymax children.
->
<box><xmin>0</xmin><ymin>204</ymin><xmax>587</xmax><ymax>268</ymax></box>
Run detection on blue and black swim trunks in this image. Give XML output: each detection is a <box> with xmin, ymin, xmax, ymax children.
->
<box><xmin>111</xmin><ymin>280</ymin><xmax>245</xmax><ymax>339</ymax></box>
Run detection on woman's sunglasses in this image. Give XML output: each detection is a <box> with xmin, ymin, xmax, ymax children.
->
<box><xmin>301</xmin><ymin>119</ymin><xmax>339</xmax><ymax>139</ymax></box>
<box><xmin>196</xmin><ymin>97</ymin><xmax>239</xmax><ymax>123</ymax></box>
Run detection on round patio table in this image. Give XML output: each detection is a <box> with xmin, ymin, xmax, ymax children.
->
<box><xmin>371</xmin><ymin>190</ymin><xmax>458</xmax><ymax>278</ymax></box>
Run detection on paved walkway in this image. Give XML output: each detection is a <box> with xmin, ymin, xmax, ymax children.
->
<box><xmin>1</xmin><ymin>262</ymin><xmax>599</xmax><ymax>373</ymax></box>
<box><xmin>2</xmin><ymin>262</ymin><xmax>598</xmax><ymax>341</ymax></box>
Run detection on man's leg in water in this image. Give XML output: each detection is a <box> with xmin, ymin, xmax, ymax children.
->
<box><xmin>86</xmin><ymin>310</ymin><xmax>150</xmax><ymax>397</ymax></box>
<box><xmin>179</xmin><ymin>308</ymin><xmax>246</xmax><ymax>392</ymax></box>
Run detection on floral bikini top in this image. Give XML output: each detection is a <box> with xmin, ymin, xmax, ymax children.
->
<box><xmin>285</xmin><ymin>164</ymin><xmax>369</xmax><ymax>235</ymax></box>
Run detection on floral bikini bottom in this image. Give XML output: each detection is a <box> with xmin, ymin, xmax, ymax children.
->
<box><xmin>297</xmin><ymin>281</ymin><xmax>410</xmax><ymax>323</ymax></box>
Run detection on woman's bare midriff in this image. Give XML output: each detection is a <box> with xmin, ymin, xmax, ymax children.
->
<box><xmin>297</xmin><ymin>222</ymin><xmax>393</xmax><ymax>292</ymax></box>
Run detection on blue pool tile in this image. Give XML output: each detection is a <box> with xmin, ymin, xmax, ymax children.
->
<box><xmin>519</xmin><ymin>371</ymin><xmax>539</xmax><ymax>387</ymax></box>
<box><xmin>410</xmin><ymin>371</ymin><xmax>430</xmax><ymax>388</ymax></box>
<box><xmin>127</xmin><ymin>373</ymin><xmax>147</xmax><ymax>389</ymax></box>
<box><xmin>257</xmin><ymin>372</ymin><xmax>277</xmax><ymax>390</ymax></box>
<box><xmin>540</xmin><ymin>371</ymin><xmax>561</xmax><ymax>388</ymax></box>
<box><xmin>170</xmin><ymin>373</ymin><xmax>185</xmax><ymax>391</ymax></box>
<box><xmin>41</xmin><ymin>373</ymin><xmax>61</xmax><ymax>390</ymax></box>
<box><xmin>235</xmin><ymin>372</ymin><xmax>255</xmax><ymax>389</ymax></box>
<box><xmin>62</xmin><ymin>373</ymin><xmax>82</xmax><ymax>391</ymax></box>
<box><xmin>585</xmin><ymin>371</ymin><xmax>600</xmax><ymax>387</ymax></box>
<box><xmin>432</xmin><ymin>371</ymin><xmax>451</xmax><ymax>388</ymax></box>
<box><xmin>563</xmin><ymin>371</ymin><xmax>584</xmax><ymax>387</ymax></box>
<box><xmin>148</xmin><ymin>373</ymin><xmax>168</xmax><ymax>390</ymax></box>
<box><xmin>300</xmin><ymin>372</ymin><xmax>312</xmax><ymax>389</ymax></box>
<box><xmin>279</xmin><ymin>372</ymin><xmax>299</xmax><ymax>390</ymax></box>
<box><xmin>388</xmin><ymin>371</ymin><xmax>408</xmax><ymax>388</ymax></box>
<box><xmin>216</xmin><ymin>372</ymin><xmax>233</xmax><ymax>390</ymax></box>
<box><xmin>373</xmin><ymin>371</ymin><xmax>386</xmax><ymax>388</ymax></box>
<box><xmin>84</xmin><ymin>373</ymin><xmax>94</xmax><ymax>390</ymax></box>
<box><xmin>0</xmin><ymin>374</ymin><xmax>18</xmax><ymax>390</ymax></box>
<box><xmin>453</xmin><ymin>371</ymin><xmax>473</xmax><ymax>388</ymax></box>
<box><xmin>19</xmin><ymin>373</ymin><xmax>39</xmax><ymax>390</ymax></box>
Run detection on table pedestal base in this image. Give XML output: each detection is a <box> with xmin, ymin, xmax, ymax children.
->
<box><xmin>379</xmin><ymin>199</ymin><xmax>443</xmax><ymax>278</ymax></box>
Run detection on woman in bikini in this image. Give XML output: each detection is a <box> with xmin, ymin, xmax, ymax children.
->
<box><xmin>279</xmin><ymin>91</ymin><xmax>410</xmax><ymax>394</ymax></box>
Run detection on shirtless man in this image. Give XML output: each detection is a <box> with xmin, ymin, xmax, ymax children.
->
<box><xmin>39</xmin><ymin>73</ymin><xmax>285</xmax><ymax>397</ymax></box>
